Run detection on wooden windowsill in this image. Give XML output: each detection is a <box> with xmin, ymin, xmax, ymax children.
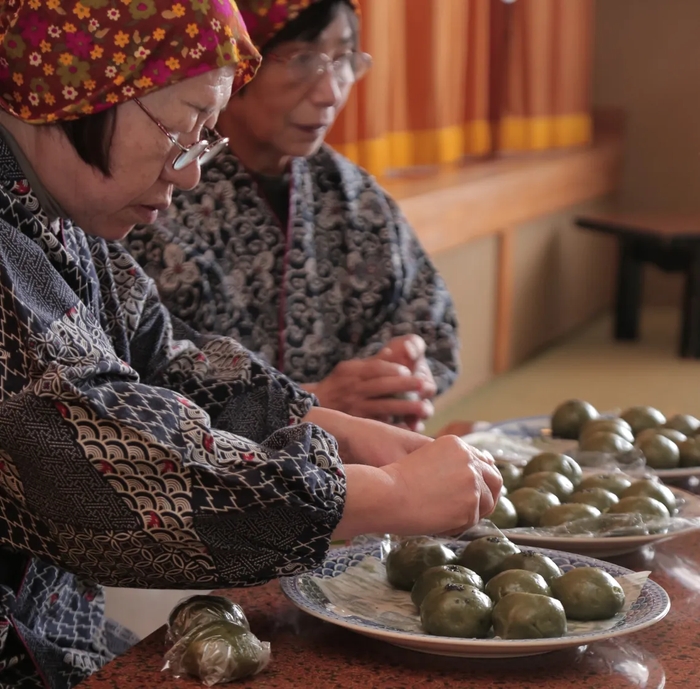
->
<box><xmin>381</xmin><ymin>114</ymin><xmax>625</xmax><ymax>256</ymax></box>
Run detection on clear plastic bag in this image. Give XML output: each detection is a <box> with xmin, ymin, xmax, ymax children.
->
<box><xmin>163</xmin><ymin>620</ymin><xmax>271</xmax><ymax>686</ymax></box>
<box><xmin>573</xmin><ymin>448</ymin><xmax>647</xmax><ymax>473</ymax></box>
<box><xmin>166</xmin><ymin>595</ymin><xmax>250</xmax><ymax>645</ymax></box>
<box><xmin>162</xmin><ymin>595</ymin><xmax>270</xmax><ymax>685</ymax></box>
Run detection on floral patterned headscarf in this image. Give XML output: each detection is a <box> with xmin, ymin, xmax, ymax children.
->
<box><xmin>236</xmin><ymin>0</ymin><xmax>359</xmax><ymax>51</ymax></box>
<box><xmin>0</xmin><ymin>0</ymin><xmax>261</xmax><ymax>124</ymax></box>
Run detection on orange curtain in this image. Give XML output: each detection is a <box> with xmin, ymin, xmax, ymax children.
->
<box><xmin>326</xmin><ymin>0</ymin><xmax>595</xmax><ymax>177</ymax></box>
<box><xmin>497</xmin><ymin>0</ymin><xmax>595</xmax><ymax>151</ymax></box>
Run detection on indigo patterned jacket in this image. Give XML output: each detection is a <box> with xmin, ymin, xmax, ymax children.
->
<box><xmin>0</xmin><ymin>138</ymin><xmax>345</xmax><ymax>689</ymax></box>
<box><xmin>125</xmin><ymin>146</ymin><xmax>460</xmax><ymax>394</ymax></box>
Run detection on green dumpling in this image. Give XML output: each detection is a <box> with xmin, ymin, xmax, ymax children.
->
<box><xmin>539</xmin><ymin>503</ymin><xmax>601</xmax><ymax>527</ymax></box>
<box><xmin>608</xmin><ymin>495</ymin><xmax>670</xmax><ymax>520</ymax></box>
<box><xmin>420</xmin><ymin>584</ymin><xmax>493</xmax><ymax>638</ymax></box>
<box><xmin>578</xmin><ymin>432</ymin><xmax>634</xmax><ymax>454</ymax></box>
<box><xmin>636</xmin><ymin>427</ymin><xmax>687</xmax><ymax>447</ymax></box>
<box><xmin>411</xmin><ymin>565</ymin><xmax>484</xmax><ymax>607</ymax></box>
<box><xmin>523</xmin><ymin>452</ymin><xmax>582</xmax><ymax>486</ymax></box>
<box><xmin>620</xmin><ymin>479</ymin><xmax>677</xmax><ymax>515</ymax></box>
<box><xmin>496</xmin><ymin>461</ymin><xmax>523</xmax><ymax>492</ymax></box>
<box><xmin>679</xmin><ymin>438</ymin><xmax>700</xmax><ymax>467</ymax></box>
<box><xmin>492</xmin><ymin>592</ymin><xmax>567</xmax><ymax>639</ymax></box>
<box><xmin>551</xmin><ymin>399</ymin><xmax>598</xmax><ymax>439</ymax></box>
<box><xmin>578</xmin><ymin>473</ymin><xmax>632</xmax><ymax>497</ymax></box>
<box><xmin>521</xmin><ymin>471</ymin><xmax>575</xmax><ymax>501</ymax></box>
<box><xmin>508</xmin><ymin>487</ymin><xmax>560</xmax><ymax>527</ymax></box>
<box><xmin>498</xmin><ymin>551</ymin><xmax>562</xmax><ymax>584</ymax></box>
<box><xmin>665</xmin><ymin>413</ymin><xmax>700</xmax><ymax>436</ymax></box>
<box><xmin>168</xmin><ymin>595</ymin><xmax>249</xmax><ymax>643</ymax></box>
<box><xmin>636</xmin><ymin>434</ymin><xmax>680</xmax><ymax>469</ymax></box>
<box><xmin>551</xmin><ymin>567</ymin><xmax>625</xmax><ymax>620</ymax></box>
<box><xmin>385</xmin><ymin>537</ymin><xmax>456</xmax><ymax>591</ymax></box>
<box><xmin>456</xmin><ymin>536</ymin><xmax>520</xmax><ymax>582</ymax></box>
<box><xmin>488</xmin><ymin>495</ymin><xmax>518</xmax><ymax>529</ymax></box>
<box><xmin>568</xmin><ymin>487</ymin><xmax>619</xmax><ymax>512</ymax></box>
<box><xmin>177</xmin><ymin>621</ymin><xmax>270</xmax><ymax>683</ymax></box>
<box><xmin>620</xmin><ymin>406</ymin><xmax>666</xmax><ymax>436</ymax></box>
<box><xmin>485</xmin><ymin>569</ymin><xmax>551</xmax><ymax>604</ymax></box>
<box><xmin>579</xmin><ymin>418</ymin><xmax>634</xmax><ymax>444</ymax></box>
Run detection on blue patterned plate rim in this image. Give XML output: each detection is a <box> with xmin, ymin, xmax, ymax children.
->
<box><xmin>280</xmin><ymin>542</ymin><xmax>670</xmax><ymax>649</ymax></box>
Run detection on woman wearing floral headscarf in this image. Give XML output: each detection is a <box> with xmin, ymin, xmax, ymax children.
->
<box><xmin>126</xmin><ymin>0</ymin><xmax>460</xmax><ymax>432</ymax></box>
<box><xmin>0</xmin><ymin>1</ymin><xmax>499</xmax><ymax>686</ymax></box>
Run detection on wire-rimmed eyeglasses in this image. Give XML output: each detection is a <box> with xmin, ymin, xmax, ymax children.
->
<box><xmin>132</xmin><ymin>97</ymin><xmax>228</xmax><ymax>171</ymax></box>
<box><xmin>266</xmin><ymin>49</ymin><xmax>373</xmax><ymax>87</ymax></box>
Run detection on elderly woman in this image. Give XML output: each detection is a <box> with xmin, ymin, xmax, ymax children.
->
<box><xmin>125</xmin><ymin>0</ymin><xmax>459</xmax><ymax>430</ymax></box>
<box><xmin>0</xmin><ymin>1</ymin><xmax>499</xmax><ymax>686</ymax></box>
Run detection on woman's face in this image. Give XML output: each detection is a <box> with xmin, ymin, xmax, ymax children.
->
<box><xmin>36</xmin><ymin>67</ymin><xmax>234</xmax><ymax>241</ymax></box>
<box><xmin>220</xmin><ymin>7</ymin><xmax>355</xmax><ymax>167</ymax></box>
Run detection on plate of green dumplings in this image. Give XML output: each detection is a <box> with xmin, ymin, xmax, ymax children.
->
<box><xmin>281</xmin><ymin>537</ymin><xmax>670</xmax><ymax>658</ymax></box>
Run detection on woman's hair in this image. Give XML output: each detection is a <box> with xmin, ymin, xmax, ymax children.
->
<box><xmin>263</xmin><ymin>0</ymin><xmax>358</xmax><ymax>55</ymax></box>
<box><xmin>57</xmin><ymin>109</ymin><xmax>117</xmax><ymax>177</ymax></box>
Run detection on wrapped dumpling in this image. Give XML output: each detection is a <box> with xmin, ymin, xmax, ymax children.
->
<box><xmin>164</xmin><ymin>620</ymin><xmax>271</xmax><ymax>686</ymax></box>
<box><xmin>167</xmin><ymin>595</ymin><xmax>249</xmax><ymax>644</ymax></box>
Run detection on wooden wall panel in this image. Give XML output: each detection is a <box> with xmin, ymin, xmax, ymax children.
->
<box><xmin>431</xmin><ymin>235</ymin><xmax>499</xmax><ymax>413</ymax></box>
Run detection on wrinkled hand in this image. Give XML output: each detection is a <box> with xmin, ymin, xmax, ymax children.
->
<box><xmin>305</xmin><ymin>407</ymin><xmax>432</xmax><ymax>467</ymax></box>
<box><xmin>382</xmin><ymin>436</ymin><xmax>502</xmax><ymax>535</ymax></box>
<box><xmin>376</xmin><ymin>335</ymin><xmax>437</xmax><ymax>430</ymax></box>
<box><xmin>305</xmin><ymin>357</ymin><xmax>433</xmax><ymax>424</ymax></box>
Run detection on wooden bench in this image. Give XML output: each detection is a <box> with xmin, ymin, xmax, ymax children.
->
<box><xmin>576</xmin><ymin>212</ymin><xmax>700</xmax><ymax>357</ymax></box>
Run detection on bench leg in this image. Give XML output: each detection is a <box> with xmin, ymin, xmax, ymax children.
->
<box><xmin>681</xmin><ymin>249</ymin><xmax>700</xmax><ymax>357</ymax></box>
<box><xmin>615</xmin><ymin>240</ymin><xmax>642</xmax><ymax>340</ymax></box>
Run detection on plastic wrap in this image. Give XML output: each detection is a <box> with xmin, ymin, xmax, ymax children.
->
<box><xmin>496</xmin><ymin>512</ymin><xmax>700</xmax><ymax>538</ymax></box>
<box><xmin>167</xmin><ymin>595</ymin><xmax>250</xmax><ymax>645</ymax></box>
<box><xmin>163</xmin><ymin>620</ymin><xmax>271</xmax><ymax>686</ymax></box>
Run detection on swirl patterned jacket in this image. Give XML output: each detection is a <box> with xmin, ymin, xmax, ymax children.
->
<box><xmin>0</xmin><ymin>139</ymin><xmax>345</xmax><ymax>689</ymax></box>
<box><xmin>125</xmin><ymin>146</ymin><xmax>460</xmax><ymax>394</ymax></box>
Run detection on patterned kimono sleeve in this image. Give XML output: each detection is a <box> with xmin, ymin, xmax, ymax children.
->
<box><xmin>356</xmin><ymin>191</ymin><xmax>460</xmax><ymax>395</ymax></box>
<box><xmin>115</xmin><ymin>239</ymin><xmax>318</xmax><ymax>443</ymax></box>
<box><xmin>0</xmin><ymin>226</ymin><xmax>345</xmax><ymax>589</ymax></box>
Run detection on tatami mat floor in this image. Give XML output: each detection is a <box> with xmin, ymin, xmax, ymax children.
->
<box><xmin>429</xmin><ymin>307</ymin><xmax>700</xmax><ymax>430</ymax></box>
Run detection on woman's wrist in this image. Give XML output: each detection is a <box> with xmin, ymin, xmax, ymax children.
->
<box><xmin>331</xmin><ymin>464</ymin><xmax>403</xmax><ymax>540</ymax></box>
<box><xmin>305</xmin><ymin>406</ymin><xmax>354</xmax><ymax>461</ymax></box>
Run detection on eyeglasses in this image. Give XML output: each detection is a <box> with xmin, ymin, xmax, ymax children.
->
<box><xmin>266</xmin><ymin>50</ymin><xmax>373</xmax><ymax>87</ymax></box>
<box><xmin>132</xmin><ymin>97</ymin><xmax>229</xmax><ymax>171</ymax></box>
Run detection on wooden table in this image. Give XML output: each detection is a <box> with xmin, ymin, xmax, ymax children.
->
<box><xmin>79</xmin><ymin>531</ymin><xmax>700</xmax><ymax>689</ymax></box>
<box><xmin>576</xmin><ymin>212</ymin><xmax>700</xmax><ymax>357</ymax></box>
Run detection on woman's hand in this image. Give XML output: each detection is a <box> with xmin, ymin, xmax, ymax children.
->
<box><xmin>375</xmin><ymin>334</ymin><xmax>437</xmax><ymax>400</ymax></box>
<box><xmin>304</xmin><ymin>407</ymin><xmax>432</xmax><ymax>468</ymax></box>
<box><xmin>302</xmin><ymin>357</ymin><xmax>433</xmax><ymax>424</ymax></box>
<box><xmin>375</xmin><ymin>335</ymin><xmax>437</xmax><ymax>431</ymax></box>
<box><xmin>332</xmin><ymin>436</ymin><xmax>502</xmax><ymax>539</ymax></box>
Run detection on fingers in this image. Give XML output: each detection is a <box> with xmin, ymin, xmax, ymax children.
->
<box><xmin>355</xmin><ymin>373</ymin><xmax>424</xmax><ymax>400</ymax></box>
<box><xmin>362</xmin><ymin>397</ymin><xmax>434</xmax><ymax>421</ymax></box>
<box><xmin>401</xmin><ymin>334</ymin><xmax>427</xmax><ymax>361</ymax></box>
<box><xmin>342</xmin><ymin>357</ymin><xmax>414</xmax><ymax>381</ymax></box>
<box><xmin>376</xmin><ymin>335</ymin><xmax>427</xmax><ymax>368</ymax></box>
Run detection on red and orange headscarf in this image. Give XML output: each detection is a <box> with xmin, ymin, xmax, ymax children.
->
<box><xmin>0</xmin><ymin>0</ymin><xmax>261</xmax><ymax>124</ymax></box>
<box><xmin>236</xmin><ymin>0</ymin><xmax>359</xmax><ymax>51</ymax></box>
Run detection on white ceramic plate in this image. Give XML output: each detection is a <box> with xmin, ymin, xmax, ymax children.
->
<box><xmin>281</xmin><ymin>543</ymin><xmax>670</xmax><ymax>658</ymax></box>
<box><xmin>489</xmin><ymin>414</ymin><xmax>700</xmax><ymax>480</ymax></box>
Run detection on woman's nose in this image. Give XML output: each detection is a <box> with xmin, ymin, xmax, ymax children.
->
<box><xmin>308</xmin><ymin>69</ymin><xmax>344</xmax><ymax>108</ymax></box>
<box><xmin>160</xmin><ymin>155</ymin><xmax>202</xmax><ymax>191</ymax></box>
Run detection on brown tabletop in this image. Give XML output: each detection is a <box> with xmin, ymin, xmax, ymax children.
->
<box><xmin>79</xmin><ymin>533</ymin><xmax>700</xmax><ymax>689</ymax></box>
